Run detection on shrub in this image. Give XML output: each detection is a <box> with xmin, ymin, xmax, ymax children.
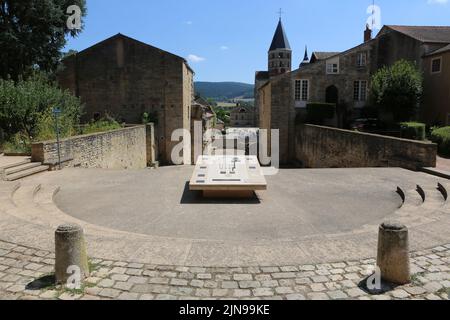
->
<box><xmin>81</xmin><ymin>118</ymin><xmax>122</xmax><ymax>135</ymax></box>
<box><xmin>431</xmin><ymin>127</ymin><xmax>450</xmax><ymax>156</ymax></box>
<box><xmin>0</xmin><ymin>72</ymin><xmax>82</xmax><ymax>142</ymax></box>
<box><xmin>399</xmin><ymin>122</ymin><xmax>426</xmax><ymax>141</ymax></box>
<box><xmin>1</xmin><ymin>133</ymin><xmax>31</xmax><ymax>154</ymax></box>
<box><xmin>306</xmin><ymin>103</ymin><xmax>336</xmax><ymax>125</ymax></box>
<box><xmin>371</xmin><ymin>60</ymin><xmax>423</xmax><ymax>122</ymax></box>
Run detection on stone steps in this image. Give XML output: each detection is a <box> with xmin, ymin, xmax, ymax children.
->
<box><xmin>1</xmin><ymin>159</ymin><xmax>49</xmax><ymax>181</ymax></box>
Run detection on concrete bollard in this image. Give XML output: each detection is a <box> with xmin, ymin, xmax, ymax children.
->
<box><xmin>377</xmin><ymin>222</ymin><xmax>411</xmax><ymax>285</ymax></box>
<box><xmin>55</xmin><ymin>224</ymin><xmax>90</xmax><ymax>285</ymax></box>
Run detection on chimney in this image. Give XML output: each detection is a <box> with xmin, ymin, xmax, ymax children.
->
<box><xmin>364</xmin><ymin>24</ymin><xmax>372</xmax><ymax>42</ymax></box>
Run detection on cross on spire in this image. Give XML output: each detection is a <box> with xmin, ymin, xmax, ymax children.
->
<box><xmin>277</xmin><ymin>8</ymin><xmax>284</xmax><ymax>20</ymax></box>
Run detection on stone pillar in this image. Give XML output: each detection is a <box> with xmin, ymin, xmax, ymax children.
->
<box><xmin>377</xmin><ymin>222</ymin><xmax>411</xmax><ymax>285</ymax></box>
<box><xmin>55</xmin><ymin>224</ymin><xmax>89</xmax><ymax>285</ymax></box>
<box><xmin>146</xmin><ymin>123</ymin><xmax>157</xmax><ymax>167</ymax></box>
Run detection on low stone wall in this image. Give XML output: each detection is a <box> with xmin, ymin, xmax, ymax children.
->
<box><xmin>296</xmin><ymin>124</ymin><xmax>437</xmax><ymax>170</ymax></box>
<box><xmin>32</xmin><ymin>126</ymin><xmax>148</xmax><ymax>169</ymax></box>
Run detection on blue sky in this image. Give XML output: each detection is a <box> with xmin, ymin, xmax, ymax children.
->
<box><xmin>65</xmin><ymin>0</ymin><xmax>450</xmax><ymax>83</ymax></box>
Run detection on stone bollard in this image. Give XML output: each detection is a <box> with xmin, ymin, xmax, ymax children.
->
<box><xmin>55</xmin><ymin>224</ymin><xmax>90</xmax><ymax>285</ymax></box>
<box><xmin>377</xmin><ymin>222</ymin><xmax>411</xmax><ymax>285</ymax></box>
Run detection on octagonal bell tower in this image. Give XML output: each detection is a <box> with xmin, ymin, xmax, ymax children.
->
<box><xmin>268</xmin><ymin>18</ymin><xmax>292</xmax><ymax>77</ymax></box>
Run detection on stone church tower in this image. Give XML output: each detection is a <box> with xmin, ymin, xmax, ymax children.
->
<box><xmin>268</xmin><ymin>19</ymin><xmax>292</xmax><ymax>77</ymax></box>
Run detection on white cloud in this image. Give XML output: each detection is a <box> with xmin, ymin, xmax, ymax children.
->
<box><xmin>428</xmin><ymin>0</ymin><xmax>448</xmax><ymax>4</ymax></box>
<box><xmin>187</xmin><ymin>54</ymin><xmax>205</xmax><ymax>63</ymax></box>
<box><xmin>220</xmin><ymin>46</ymin><xmax>229</xmax><ymax>50</ymax></box>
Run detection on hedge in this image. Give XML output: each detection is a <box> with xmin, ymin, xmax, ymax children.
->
<box><xmin>399</xmin><ymin>122</ymin><xmax>426</xmax><ymax>141</ymax></box>
<box><xmin>431</xmin><ymin>127</ymin><xmax>450</xmax><ymax>156</ymax></box>
<box><xmin>306</xmin><ymin>103</ymin><xmax>336</xmax><ymax>125</ymax></box>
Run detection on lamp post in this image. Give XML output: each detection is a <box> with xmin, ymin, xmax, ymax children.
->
<box><xmin>53</xmin><ymin>107</ymin><xmax>62</xmax><ymax>170</ymax></box>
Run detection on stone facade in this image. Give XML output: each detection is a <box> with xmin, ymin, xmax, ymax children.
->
<box><xmin>422</xmin><ymin>47</ymin><xmax>450</xmax><ymax>125</ymax></box>
<box><xmin>230</xmin><ymin>104</ymin><xmax>256</xmax><ymax>128</ymax></box>
<box><xmin>296</xmin><ymin>125</ymin><xmax>437</xmax><ymax>170</ymax></box>
<box><xmin>31</xmin><ymin>126</ymin><xmax>148</xmax><ymax>170</ymax></box>
<box><xmin>57</xmin><ymin>34</ymin><xmax>194</xmax><ymax>164</ymax></box>
<box><xmin>256</xmin><ymin>24</ymin><xmax>450</xmax><ymax>164</ymax></box>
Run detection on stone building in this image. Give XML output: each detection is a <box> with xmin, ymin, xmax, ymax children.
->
<box><xmin>255</xmin><ymin>22</ymin><xmax>450</xmax><ymax>164</ymax></box>
<box><xmin>57</xmin><ymin>33</ymin><xmax>194</xmax><ymax>165</ymax></box>
<box><xmin>230</xmin><ymin>104</ymin><xmax>256</xmax><ymax>128</ymax></box>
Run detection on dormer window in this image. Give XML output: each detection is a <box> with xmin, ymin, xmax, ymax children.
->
<box><xmin>357</xmin><ymin>52</ymin><xmax>367</xmax><ymax>67</ymax></box>
<box><xmin>326</xmin><ymin>57</ymin><xmax>340</xmax><ymax>74</ymax></box>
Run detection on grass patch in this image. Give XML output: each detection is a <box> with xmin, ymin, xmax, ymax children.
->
<box><xmin>410</xmin><ymin>273</ymin><xmax>425</xmax><ymax>286</ymax></box>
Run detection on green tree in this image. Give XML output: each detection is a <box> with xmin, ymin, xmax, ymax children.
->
<box><xmin>0</xmin><ymin>72</ymin><xmax>82</xmax><ymax>142</ymax></box>
<box><xmin>370</xmin><ymin>60</ymin><xmax>423</xmax><ymax>122</ymax></box>
<box><xmin>0</xmin><ymin>0</ymin><xmax>87</xmax><ymax>81</ymax></box>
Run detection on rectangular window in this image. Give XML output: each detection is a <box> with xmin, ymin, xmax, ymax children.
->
<box><xmin>354</xmin><ymin>80</ymin><xmax>368</xmax><ymax>101</ymax></box>
<box><xmin>357</xmin><ymin>53</ymin><xmax>367</xmax><ymax>67</ymax></box>
<box><xmin>326</xmin><ymin>63</ymin><xmax>339</xmax><ymax>74</ymax></box>
<box><xmin>295</xmin><ymin>80</ymin><xmax>309</xmax><ymax>101</ymax></box>
<box><xmin>431</xmin><ymin>57</ymin><xmax>442</xmax><ymax>74</ymax></box>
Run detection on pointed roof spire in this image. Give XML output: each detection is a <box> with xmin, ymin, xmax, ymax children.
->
<box><xmin>269</xmin><ymin>19</ymin><xmax>291</xmax><ymax>51</ymax></box>
<box><xmin>303</xmin><ymin>46</ymin><xmax>309</xmax><ymax>62</ymax></box>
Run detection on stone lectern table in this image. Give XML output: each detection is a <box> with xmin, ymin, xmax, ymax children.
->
<box><xmin>189</xmin><ymin>155</ymin><xmax>267</xmax><ymax>198</ymax></box>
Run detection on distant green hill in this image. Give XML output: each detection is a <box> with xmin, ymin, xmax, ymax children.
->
<box><xmin>195</xmin><ymin>82</ymin><xmax>254</xmax><ymax>100</ymax></box>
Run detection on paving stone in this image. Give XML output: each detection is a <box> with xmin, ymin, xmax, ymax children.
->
<box><xmin>261</xmin><ymin>267</ymin><xmax>279</xmax><ymax>273</ymax></box>
<box><xmin>58</xmin><ymin>292</ymin><xmax>82</xmax><ymax>300</ymax></box>
<box><xmin>238</xmin><ymin>281</ymin><xmax>260</xmax><ymax>289</ymax></box>
<box><xmin>424</xmin><ymin>282</ymin><xmax>444</xmax><ymax>293</ymax></box>
<box><xmin>233</xmin><ymin>274</ymin><xmax>252</xmax><ymax>281</ymax></box>
<box><xmin>391</xmin><ymin>289</ymin><xmax>410</xmax><ymax>299</ymax></box>
<box><xmin>311</xmin><ymin>275</ymin><xmax>329</xmax><ymax>283</ymax></box>
<box><xmin>111</xmin><ymin>267</ymin><xmax>127</xmax><ymax>274</ymax></box>
<box><xmin>128</xmin><ymin>276</ymin><xmax>147</xmax><ymax>284</ymax></box>
<box><xmin>295</xmin><ymin>277</ymin><xmax>312</xmax><ymax>285</ymax></box>
<box><xmin>85</xmin><ymin>277</ymin><xmax>102</xmax><ymax>285</ymax></box>
<box><xmin>197</xmin><ymin>273</ymin><xmax>212</xmax><ymax>280</ymax></box>
<box><xmin>170</xmin><ymin>278</ymin><xmax>189</xmax><ymax>286</ymax></box>
<box><xmin>280</xmin><ymin>266</ymin><xmax>298</xmax><ymax>272</ymax></box>
<box><xmin>98</xmin><ymin>279</ymin><xmax>115</xmax><ymax>288</ymax></box>
<box><xmin>170</xmin><ymin>287</ymin><xmax>194</xmax><ymax>296</ymax></box>
<box><xmin>286</xmin><ymin>293</ymin><xmax>306</xmax><ymax>300</ymax></box>
<box><xmin>344</xmin><ymin>273</ymin><xmax>361</xmax><ymax>280</ymax></box>
<box><xmin>190</xmin><ymin>280</ymin><xmax>204</xmax><ymax>288</ymax></box>
<box><xmin>261</xmin><ymin>280</ymin><xmax>278</xmax><ymax>288</ymax></box>
<box><xmin>39</xmin><ymin>290</ymin><xmax>58</xmax><ymax>299</ymax></box>
<box><xmin>6</xmin><ymin>284</ymin><xmax>25</xmax><ymax>293</ymax></box>
<box><xmin>189</xmin><ymin>267</ymin><xmax>207</xmax><ymax>273</ymax></box>
<box><xmin>272</xmin><ymin>272</ymin><xmax>296</xmax><ymax>279</ymax></box>
<box><xmin>299</xmin><ymin>265</ymin><xmax>316</xmax><ymax>271</ymax></box>
<box><xmin>307</xmin><ymin>292</ymin><xmax>329</xmax><ymax>300</ymax></box>
<box><xmin>80</xmin><ymin>295</ymin><xmax>101</xmax><ymax>300</ymax></box>
<box><xmin>111</xmin><ymin>274</ymin><xmax>130</xmax><ymax>282</ymax></box>
<box><xmin>216</xmin><ymin>274</ymin><xmax>232</xmax><ymax>281</ymax></box>
<box><xmin>330</xmin><ymin>269</ymin><xmax>345</xmax><ymax>275</ymax></box>
<box><xmin>346</xmin><ymin>288</ymin><xmax>366</xmax><ymax>298</ymax></box>
<box><xmin>275</xmin><ymin>287</ymin><xmax>294</xmax><ymax>294</ymax></box>
<box><xmin>114</xmin><ymin>281</ymin><xmax>134</xmax><ymax>291</ymax></box>
<box><xmin>139</xmin><ymin>294</ymin><xmax>155</xmax><ymax>300</ymax></box>
<box><xmin>126</xmin><ymin>268</ymin><xmax>143</xmax><ymax>276</ymax></box>
<box><xmin>252</xmin><ymin>288</ymin><xmax>274</xmax><ymax>297</ymax></box>
<box><xmin>212</xmin><ymin>289</ymin><xmax>229</xmax><ymax>297</ymax></box>
<box><xmin>98</xmin><ymin>288</ymin><xmax>121</xmax><ymax>299</ymax></box>
<box><xmin>310</xmin><ymin>283</ymin><xmax>326</xmax><ymax>292</ymax></box>
<box><xmin>425</xmin><ymin>294</ymin><xmax>442</xmax><ymax>300</ymax></box>
<box><xmin>221</xmin><ymin>281</ymin><xmax>239</xmax><ymax>289</ymax></box>
<box><xmin>178</xmin><ymin>272</ymin><xmax>195</xmax><ymax>280</ymax></box>
<box><xmin>327</xmin><ymin>290</ymin><xmax>348</xmax><ymax>300</ymax></box>
<box><xmin>118</xmin><ymin>292</ymin><xmax>139</xmax><ymax>300</ymax></box>
<box><xmin>113</xmin><ymin>262</ymin><xmax>128</xmax><ymax>267</ymax></box>
<box><xmin>203</xmin><ymin>281</ymin><xmax>218</xmax><ymax>289</ymax></box>
<box><xmin>149</xmin><ymin>277</ymin><xmax>170</xmax><ymax>285</ymax></box>
<box><xmin>128</xmin><ymin>263</ymin><xmax>144</xmax><ymax>269</ymax></box>
<box><xmin>404</xmin><ymin>286</ymin><xmax>427</xmax><ymax>296</ymax></box>
<box><xmin>85</xmin><ymin>287</ymin><xmax>102</xmax><ymax>296</ymax></box>
<box><xmin>233</xmin><ymin>289</ymin><xmax>251</xmax><ymax>297</ymax></box>
<box><xmin>195</xmin><ymin>289</ymin><xmax>211</xmax><ymax>297</ymax></box>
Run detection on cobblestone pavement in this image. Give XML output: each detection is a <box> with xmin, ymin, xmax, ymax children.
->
<box><xmin>0</xmin><ymin>240</ymin><xmax>448</xmax><ymax>300</ymax></box>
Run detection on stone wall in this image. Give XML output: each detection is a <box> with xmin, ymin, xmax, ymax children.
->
<box><xmin>32</xmin><ymin>126</ymin><xmax>148</xmax><ymax>170</ymax></box>
<box><xmin>296</xmin><ymin>124</ymin><xmax>437</xmax><ymax>170</ymax></box>
<box><xmin>57</xmin><ymin>34</ymin><xmax>194</xmax><ymax>165</ymax></box>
